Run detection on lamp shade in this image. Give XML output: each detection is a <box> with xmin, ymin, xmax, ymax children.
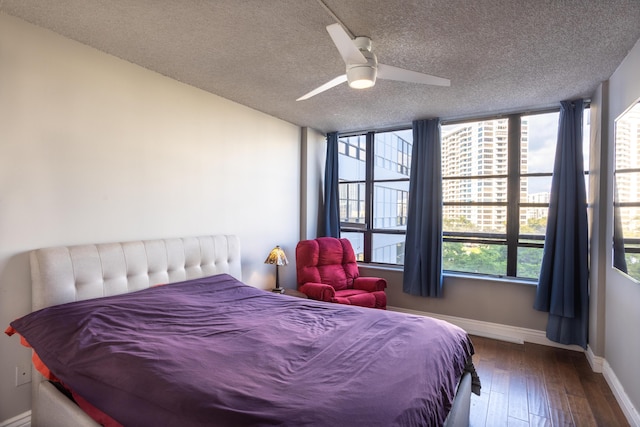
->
<box><xmin>264</xmin><ymin>246</ymin><xmax>288</xmax><ymax>266</ymax></box>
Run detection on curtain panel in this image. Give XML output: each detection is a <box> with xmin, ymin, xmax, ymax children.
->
<box><xmin>534</xmin><ymin>100</ymin><xmax>589</xmax><ymax>349</ymax></box>
<box><xmin>322</xmin><ymin>132</ymin><xmax>340</xmax><ymax>238</ymax></box>
<box><xmin>403</xmin><ymin>119</ymin><xmax>444</xmax><ymax>297</ymax></box>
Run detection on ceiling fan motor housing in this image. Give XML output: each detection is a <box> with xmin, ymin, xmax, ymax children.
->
<box><xmin>347</xmin><ymin>38</ymin><xmax>377</xmax><ymax>89</ymax></box>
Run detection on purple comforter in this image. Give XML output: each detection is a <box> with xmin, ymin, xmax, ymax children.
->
<box><xmin>9</xmin><ymin>274</ymin><xmax>474</xmax><ymax>426</ymax></box>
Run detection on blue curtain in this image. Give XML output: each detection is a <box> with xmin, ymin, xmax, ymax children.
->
<box><xmin>534</xmin><ymin>100</ymin><xmax>589</xmax><ymax>349</ymax></box>
<box><xmin>403</xmin><ymin>119</ymin><xmax>443</xmax><ymax>297</ymax></box>
<box><xmin>322</xmin><ymin>132</ymin><xmax>340</xmax><ymax>238</ymax></box>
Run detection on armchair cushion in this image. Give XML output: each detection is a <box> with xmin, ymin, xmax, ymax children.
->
<box><xmin>299</xmin><ymin>282</ymin><xmax>335</xmax><ymax>302</ymax></box>
<box><xmin>297</xmin><ymin>237</ymin><xmax>359</xmax><ymax>291</ymax></box>
<box><xmin>353</xmin><ymin>277</ymin><xmax>387</xmax><ymax>292</ymax></box>
<box><xmin>333</xmin><ymin>290</ymin><xmax>376</xmax><ymax>308</ymax></box>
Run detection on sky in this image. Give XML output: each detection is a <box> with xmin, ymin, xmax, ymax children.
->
<box><xmin>525</xmin><ymin>110</ymin><xmax>590</xmax><ymax>193</ymax></box>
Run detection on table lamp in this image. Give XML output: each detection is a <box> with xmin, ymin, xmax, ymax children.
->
<box><xmin>264</xmin><ymin>246</ymin><xmax>288</xmax><ymax>293</ymax></box>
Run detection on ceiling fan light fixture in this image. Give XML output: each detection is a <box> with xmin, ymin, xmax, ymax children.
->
<box><xmin>347</xmin><ymin>65</ymin><xmax>377</xmax><ymax>89</ymax></box>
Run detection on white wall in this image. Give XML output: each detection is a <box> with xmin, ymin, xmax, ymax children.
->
<box><xmin>0</xmin><ymin>13</ymin><xmax>302</xmax><ymax>421</ymax></box>
<box><xmin>605</xmin><ymin>37</ymin><xmax>640</xmax><ymax>423</ymax></box>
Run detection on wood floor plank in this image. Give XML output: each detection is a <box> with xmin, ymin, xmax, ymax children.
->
<box><xmin>508</xmin><ymin>374</ymin><xmax>529</xmax><ymax>422</ymax></box>
<box><xmin>491</xmin><ymin>368</ymin><xmax>510</xmax><ymax>394</ymax></box>
<box><xmin>558</xmin><ymin>359</ymin><xmax>587</xmax><ymax>398</ymax></box>
<box><xmin>475</xmin><ymin>359</ymin><xmax>495</xmax><ymax>392</ymax></box>
<box><xmin>526</xmin><ymin>374</ymin><xmax>550</xmax><ymax>418</ymax></box>
<box><xmin>548</xmin><ymin>407</ymin><xmax>575</xmax><ymax>426</ymax></box>
<box><xmin>566</xmin><ymin>394</ymin><xmax>597</xmax><ymax>427</ymax></box>
<box><xmin>507</xmin><ymin>416</ymin><xmax>530</xmax><ymax>426</ymax></box>
<box><xmin>486</xmin><ymin>391</ymin><xmax>509</xmax><ymax>426</ymax></box>
<box><xmin>545</xmin><ymin>384</ymin><xmax>571</xmax><ymax>413</ymax></box>
<box><xmin>528</xmin><ymin>413</ymin><xmax>552</xmax><ymax>427</ymax></box>
<box><xmin>469</xmin><ymin>394</ymin><xmax>489</xmax><ymax>427</ymax></box>
<box><xmin>579</xmin><ymin>375</ymin><xmax>622</xmax><ymax>426</ymax></box>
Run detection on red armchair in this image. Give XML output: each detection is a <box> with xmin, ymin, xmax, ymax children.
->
<box><xmin>295</xmin><ymin>237</ymin><xmax>387</xmax><ymax>309</ymax></box>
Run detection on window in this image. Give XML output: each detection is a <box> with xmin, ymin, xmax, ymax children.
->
<box><xmin>338</xmin><ymin>109</ymin><xmax>590</xmax><ymax>281</ymax></box>
<box><xmin>442</xmin><ymin>111</ymin><xmax>590</xmax><ymax>279</ymax></box>
<box><xmin>339</xmin><ymin>130</ymin><xmax>412</xmax><ymax>264</ymax></box>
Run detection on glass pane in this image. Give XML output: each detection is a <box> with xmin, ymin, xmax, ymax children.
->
<box><xmin>624</xmin><ymin>252</ymin><xmax>640</xmax><ymax>281</ymax></box>
<box><xmin>339</xmin><ymin>183</ymin><xmax>366</xmax><ymax>224</ymax></box>
<box><xmin>519</xmin><ymin>207</ymin><xmax>548</xmax><ymax>236</ymax></box>
<box><xmin>522</xmin><ymin>112</ymin><xmax>558</xmax><ymax>174</ymax></box>
<box><xmin>614</xmin><ymin>103</ymin><xmax>640</xmax><ymax>171</ymax></box>
<box><xmin>617</xmin><ymin>207</ymin><xmax>640</xmax><ymax>238</ymax></box>
<box><xmin>522</xmin><ymin>109</ymin><xmax>590</xmax><ymax>188</ymax></box>
<box><xmin>442</xmin><ymin>242</ymin><xmax>507</xmax><ymax>276</ymax></box>
<box><xmin>374</xmin><ymin>129</ymin><xmax>412</xmax><ymax>180</ymax></box>
<box><xmin>371</xmin><ymin>234</ymin><xmax>405</xmax><ymax>265</ymax></box>
<box><xmin>521</xmin><ymin>176</ymin><xmax>552</xmax><ymax>203</ymax></box>
<box><xmin>583</xmin><ymin>108</ymin><xmax>590</xmax><ymax>171</ymax></box>
<box><xmin>373</xmin><ymin>181</ymin><xmax>409</xmax><ymax>230</ymax></box>
<box><xmin>341</xmin><ymin>232</ymin><xmax>364</xmax><ymax>261</ymax></box>
<box><xmin>443</xmin><ymin>205</ymin><xmax>507</xmax><ymax>234</ymax></box>
<box><xmin>338</xmin><ymin>135</ymin><xmax>366</xmax><ymax>181</ymax></box>
<box><xmin>615</xmin><ymin>172</ymin><xmax>640</xmax><ymax>204</ymax></box>
<box><xmin>442</xmin><ymin>119</ymin><xmax>508</xmax><ymax>178</ymax></box>
<box><xmin>517</xmin><ymin>247</ymin><xmax>543</xmax><ymax>279</ymax></box>
<box><xmin>443</xmin><ymin>177</ymin><xmax>507</xmax><ymax>203</ymax></box>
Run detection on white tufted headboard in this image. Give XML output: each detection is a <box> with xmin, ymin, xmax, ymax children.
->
<box><xmin>30</xmin><ymin>235</ymin><xmax>241</xmax><ymax>311</ymax></box>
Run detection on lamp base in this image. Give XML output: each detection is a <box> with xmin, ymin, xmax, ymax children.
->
<box><xmin>271</xmin><ymin>287</ymin><xmax>285</xmax><ymax>294</ymax></box>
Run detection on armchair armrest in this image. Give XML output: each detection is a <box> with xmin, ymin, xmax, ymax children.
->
<box><xmin>353</xmin><ymin>277</ymin><xmax>387</xmax><ymax>292</ymax></box>
<box><xmin>299</xmin><ymin>282</ymin><xmax>336</xmax><ymax>302</ymax></box>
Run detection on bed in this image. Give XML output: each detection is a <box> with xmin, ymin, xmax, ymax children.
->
<box><xmin>6</xmin><ymin>235</ymin><xmax>479</xmax><ymax>427</ymax></box>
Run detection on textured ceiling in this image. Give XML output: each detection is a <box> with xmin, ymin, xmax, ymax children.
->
<box><xmin>2</xmin><ymin>0</ymin><xmax>640</xmax><ymax>133</ymax></box>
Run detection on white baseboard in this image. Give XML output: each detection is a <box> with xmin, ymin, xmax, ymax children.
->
<box><xmin>585</xmin><ymin>344</ymin><xmax>604</xmax><ymax>373</ymax></box>
<box><xmin>603</xmin><ymin>360</ymin><xmax>640</xmax><ymax>427</ymax></box>
<box><xmin>388</xmin><ymin>307</ymin><xmax>639</xmax><ymax>426</ymax></box>
<box><xmin>388</xmin><ymin>306</ymin><xmax>584</xmax><ymax>351</ymax></box>
<box><xmin>0</xmin><ymin>411</ymin><xmax>31</xmax><ymax>427</ymax></box>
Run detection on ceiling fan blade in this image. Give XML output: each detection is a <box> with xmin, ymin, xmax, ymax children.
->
<box><xmin>297</xmin><ymin>74</ymin><xmax>348</xmax><ymax>101</ymax></box>
<box><xmin>377</xmin><ymin>63</ymin><xmax>451</xmax><ymax>87</ymax></box>
<box><xmin>326</xmin><ymin>23</ymin><xmax>367</xmax><ymax>65</ymax></box>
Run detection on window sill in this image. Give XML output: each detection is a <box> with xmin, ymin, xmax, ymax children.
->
<box><xmin>443</xmin><ymin>271</ymin><xmax>538</xmax><ymax>287</ymax></box>
<box><xmin>358</xmin><ymin>263</ymin><xmax>538</xmax><ymax>287</ymax></box>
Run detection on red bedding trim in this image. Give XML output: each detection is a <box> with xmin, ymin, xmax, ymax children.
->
<box><xmin>6</xmin><ymin>326</ymin><xmax>59</xmax><ymax>382</ymax></box>
<box><xmin>71</xmin><ymin>388</ymin><xmax>124</xmax><ymax>427</ymax></box>
<box><xmin>7</xmin><ymin>325</ymin><xmax>121</xmax><ymax>426</ymax></box>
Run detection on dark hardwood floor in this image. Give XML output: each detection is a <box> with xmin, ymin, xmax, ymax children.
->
<box><xmin>468</xmin><ymin>335</ymin><xmax>629</xmax><ymax>427</ymax></box>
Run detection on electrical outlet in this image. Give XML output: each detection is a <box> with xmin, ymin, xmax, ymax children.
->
<box><xmin>15</xmin><ymin>364</ymin><xmax>31</xmax><ymax>387</ymax></box>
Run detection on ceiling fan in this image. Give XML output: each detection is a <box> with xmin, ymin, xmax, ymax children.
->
<box><xmin>297</xmin><ymin>23</ymin><xmax>451</xmax><ymax>101</ymax></box>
